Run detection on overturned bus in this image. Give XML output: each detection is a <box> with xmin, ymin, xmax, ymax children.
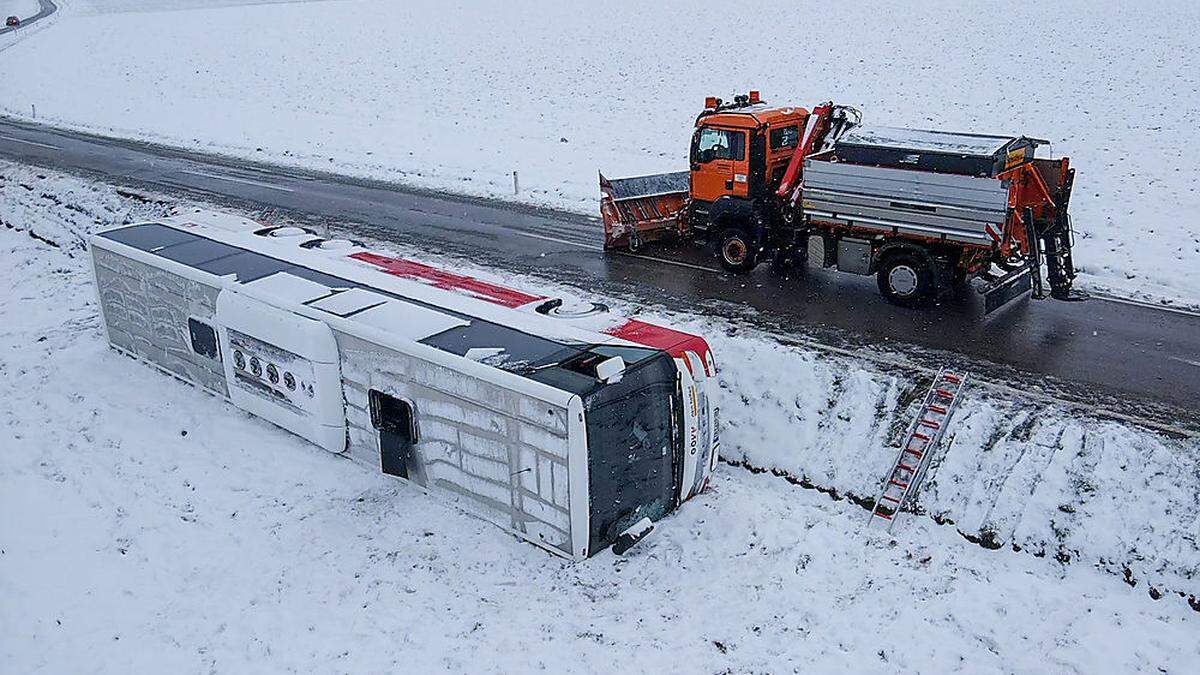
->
<box><xmin>89</xmin><ymin>209</ymin><xmax>718</xmax><ymax>560</ymax></box>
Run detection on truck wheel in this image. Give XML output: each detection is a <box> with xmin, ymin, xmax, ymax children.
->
<box><xmin>769</xmin><ymin>238</ymin><xmax>807</xmax><ymax>274</ymax></box>
<box><xmin>770</xmin><ymin>251</ymin><xmax>795</xmax><ymax>273</ymax></box>
<box><xmin>627</xmin><ymin>225</ymin><xmax>643</xmax><ymax>253</ymax></box>
<box><xmin>718</xmin><ymin>230</ymin><xmax>758</xmax><ymax>273</ymax></box>
<box><xmin>877</xmin><ymin>253</ymin><xmax>935</xmax><ymax>307</ymax></box>
<box><xmin>951</xmin><ymin>265</ymin><xmax>969</xmax><ymax>288</ymax></box>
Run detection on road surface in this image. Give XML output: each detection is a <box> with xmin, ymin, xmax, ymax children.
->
<box><xmin>0</xmin><ymin>116</ymin><xmax>1197</xmax><ymax>428</ymax></box>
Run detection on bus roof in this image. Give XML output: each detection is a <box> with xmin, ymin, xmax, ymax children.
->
<box><xmin>93</xmin><ymin>213</ymin><xmax>711</xmax><ymax>394</ymax></box>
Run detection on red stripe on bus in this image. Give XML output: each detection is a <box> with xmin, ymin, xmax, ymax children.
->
<box><xmin>605</xmin><ymin>318</ymin><xmax>713</xmax><ymax>372</ymax></box>
<box><xmin>350</xmin><ymin>252</ymin><xmax>714</xmax><ymax>371</ymax></box>
<box><xmin>349</xmin><ymin>252</ymin><xmax>545</xmax><ymax>308</ymax></box>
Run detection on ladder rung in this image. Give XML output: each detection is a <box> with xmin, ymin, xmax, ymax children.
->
<box><xmin>872</xmin><ymin>369</ymin><xmax>966</xmax><ymax>533</ymax></box>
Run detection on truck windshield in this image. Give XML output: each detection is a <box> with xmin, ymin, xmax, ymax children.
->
<box><xmin>583</xmin><ymin>351</ymin><xmax>681</xmax><ymax>552</ymax></box>
<box><xmin>693</xmin><ymin>127</ymin><xmax>745</xmax><ymax>162</ymax></box>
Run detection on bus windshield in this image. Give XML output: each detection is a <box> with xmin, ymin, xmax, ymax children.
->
<box><xmin>582</xmin><ymin>351</ymin><xmax>682</xmax><ymax>552</ymax></box>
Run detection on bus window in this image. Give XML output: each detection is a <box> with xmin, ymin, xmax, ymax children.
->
<box><xmin>370</xmin><ymin>390</ymin><xmax>418</xmax><ymax>479</ymax></box>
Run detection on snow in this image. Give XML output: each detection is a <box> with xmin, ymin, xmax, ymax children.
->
<box><xmin>839</xmin><ymin>125</ymin><xmax>1016</xmax><ymax>156</ymax></box>
<box><xmin>244</xmin><ymin>270</ymin><xmax>339</xmax><ymax>303</ymax></box>
<box><xmin>0</xmin><ymin>1</ymin><xmax>39</xmax><ymax>19</ymax></box>
<box><xmin>1</xmin><ymin>0</ymin><xmax>1199</xmax><ymax>305</ymax></box>
<box><xmin>354</xmin><ymin>298</ymin><xmax>469</xmax><ymax>339</ymax></box>
<box><xmin>3</xmin><ymin>160</ymin><xmax>1199</xmax><ymax>671</ymax></box>
<box><xmin>705</xmin><ymin>337</ymin><xmax>1200</xmax><ymax>593</ymax></box>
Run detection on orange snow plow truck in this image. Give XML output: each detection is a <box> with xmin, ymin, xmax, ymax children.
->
<box><xmin>600</xmin><ymin>92</ymin><xmax>1081</xmax><ymax>311</ymax></box>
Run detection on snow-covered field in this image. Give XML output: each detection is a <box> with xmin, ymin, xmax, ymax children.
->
<box><xmin>2</xmin><ymin>162</ymin><xmax>1198</xmax><ymax>672</ymax></box>
<box><xmin>1</xmin><ymin>0</ymin><xmax>1199</xmax><ymax>305</ymax></box>
<box><xmin>0</xmin><ymin>0</ymin><xmax>39</xmax><ymax>17</ymax></box>
<box><xmin>0</xmin><ymin>0</ymin><xmax>53</xmax><ymax>52</ymax></box>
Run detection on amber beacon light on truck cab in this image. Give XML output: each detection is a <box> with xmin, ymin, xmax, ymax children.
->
<box><xmin>602</xmin><ymin>91</ymin><xmax>1082</xmax><ymax>312</ymax></box>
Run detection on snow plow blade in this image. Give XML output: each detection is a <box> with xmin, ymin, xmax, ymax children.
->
<box><xmin>982</xmin><ymin>267</ymin><xmax>1033</xmax><ymax>314</ymax></box>
<box><xmin>599</xmin><ymin>171</ymin><xmax>688</xmax><ymax>251</ymax></box>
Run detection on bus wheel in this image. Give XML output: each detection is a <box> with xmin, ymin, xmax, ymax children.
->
<box><xmin>877</xmin><ymin>253</ymin><xmax>934</xmax><ymax>307</ymax></box>
<box><xmin>718</xmin><ymin>229</ymin><xmax>758</xmax><ymax>273</ymax></box>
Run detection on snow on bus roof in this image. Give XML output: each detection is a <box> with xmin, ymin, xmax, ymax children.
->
<box><xmin>838</xmin><ymin>125</ymin><xmax>1035</xmax><ymax>157</ymax></box>
<box><xmin>94</xmin><ymin>218</ymin><xmax>713</xmax><ymax>390</ymax></box>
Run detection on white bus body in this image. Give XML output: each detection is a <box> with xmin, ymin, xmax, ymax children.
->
<box><xmin>89</xmin><ymin>209</ymin><xmax>718</xmax><ymax>560</ymax></box>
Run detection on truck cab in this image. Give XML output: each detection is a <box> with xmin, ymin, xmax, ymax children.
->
<box><xmin>689</xmin><ymin>93</ymin><xmax>808</xmax><ymax>215</ymax></box>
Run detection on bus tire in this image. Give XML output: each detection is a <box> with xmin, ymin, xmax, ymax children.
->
<box><xmin>718</xmin><ymin>229</ymin><xmax>758</xmax><ymax>273</ymax></box>
<box><xmin>877</xmin><ymin>252</ymin><xmax>935</xmax><ymax>307</ymax></box>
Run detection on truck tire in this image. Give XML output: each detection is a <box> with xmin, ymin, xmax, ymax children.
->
<box><xmin>627</xmin><ymin>225</ymin><xmax>643</xmax><ymax>253</ymax></box>
<box><xmin>769</xmin><ymin>237</ymin><xmax>807</xmax><ymax>274</ymax></box>
<box><xmin>877</xmin><ymin>252</ymin><xmax>935</xmax><ymax>307</ymax></box>
<box><xmin>769</xmin><ymin>250</ymin><xmax>796</xmax><ymax>273</ymax></box>
<box><xmin>718</xmin><ymin>229</ymin><xmax>758</xmax><ymax>273</ymax></box>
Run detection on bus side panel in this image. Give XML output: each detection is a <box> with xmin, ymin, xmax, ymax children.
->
<box><xmin>91</xmin><ymin>246</ymin><xmax>228</xmax><ymax>396</ymax></box>
<box><xmin>334</xmin><ymin>332</ymin><xmax>576</xmax><ymax>557</ymax></box>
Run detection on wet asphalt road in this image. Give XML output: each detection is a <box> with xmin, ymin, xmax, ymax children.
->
<box><xmin>1</xmin><ymin>117</ymin><xmax>1197</xmax><ymax>420</ymax></box>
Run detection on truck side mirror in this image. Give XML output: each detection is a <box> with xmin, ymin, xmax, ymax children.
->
<box><xmin>595</xmin><ymin>356</ymin><xmax>625</xmax><ymax>383</ymax></box>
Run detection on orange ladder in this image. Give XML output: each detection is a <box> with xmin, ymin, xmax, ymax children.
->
<box><xmin>867</xmin><ymin>368</ymin><xmax>968</xmax><ymax>532</ymax></box>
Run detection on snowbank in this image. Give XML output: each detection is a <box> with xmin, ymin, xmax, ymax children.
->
<box><xmin>1</xmin><ymin>0</ymin><xmax>1198</xmax><ymax>304</ymax></box>
<box><xmin>706</xmin><ymin>336</ymin><xmax>1200</xmax><ymax>592</ymax></box>
<box><xmin>2</xmin><ymin>162</ymin><xmax>1198</xmax><ymax>671</ymax></box>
